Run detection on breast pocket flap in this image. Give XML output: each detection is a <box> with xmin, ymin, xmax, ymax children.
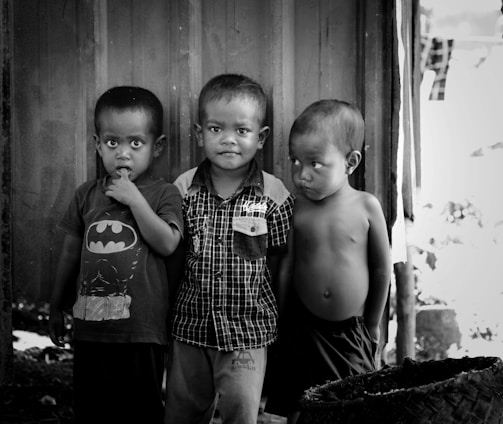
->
<box><xmin>232</xmin><ymin>216</ymin><xmax>267</xmax><ymax>237</ymax></box>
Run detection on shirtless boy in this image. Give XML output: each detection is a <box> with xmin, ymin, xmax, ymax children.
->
<box><xmin>269</xmin><ymin>99</ymin><xmax>391</xmax><ymax>423</ymax></box>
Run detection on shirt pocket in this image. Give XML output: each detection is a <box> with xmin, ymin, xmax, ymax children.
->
<box><xmin>232</xmin><ymin>216</ymin><xmax>268</xmax><ymax>261</ymax></box>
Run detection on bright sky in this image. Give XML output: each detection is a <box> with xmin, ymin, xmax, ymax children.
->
<box><xmin>422</xmin><ymin>0</ymin><xmax>500</xmax><ymax>14</ymax></box>
<box><xmin>422</xmin><ymin>0</ymin><xmax>501</xmax><ymax>38</ymax></box>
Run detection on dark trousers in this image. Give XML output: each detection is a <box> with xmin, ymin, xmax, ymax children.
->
<box><xmin>266</xmin><ymin>293</ymin><xmax>377</xmax><ymax>416</ymax></box>
<box><xmin>73</xmin><ymin>341</ymin><xmax>166</xmax><ymax>424</ymax></box>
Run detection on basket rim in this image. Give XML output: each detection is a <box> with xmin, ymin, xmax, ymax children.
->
<box><xmin>301</xmin><ymin>356</ymin><xmax>503</xmax><ymax>407</ymax></box>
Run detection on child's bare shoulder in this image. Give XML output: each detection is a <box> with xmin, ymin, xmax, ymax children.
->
<box><xmin>353</xmin><ymin>190</ymin><xmax>385</xmax><ymax>220</ymax></box>
<box><xmin>352</xmin><ymin>189</ymin><xmax>380</xmax><ymax>205</ymax></box>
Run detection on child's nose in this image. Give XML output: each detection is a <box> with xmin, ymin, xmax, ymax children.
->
<box><xmin>221</xmin><ymin>131</ymin><xmax>237</xmax><ymax>144</ymax></box>
<box><xmin>300</xmin><ymin>167</ymin><xmax>312</xmax><ymax>182</ymax></box>
<box><xmin>116</xmin><ymin>146</ymin><xmax>131</xmax><ymax>159</ymax></box>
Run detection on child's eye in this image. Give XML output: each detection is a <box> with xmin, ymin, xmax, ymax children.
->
<box><xmin>131</xmin><ymin>139</ymin><xmax>143</xmax><ymax>149</ymax></box>
<box><xmin>237</xmin><ymin>128</ymin><xmax>250</xmax><ymax>136</ymax></box>
<box><xmin>209</xmin><ymin>126</ymin><xmax>221</xmax><ymax>133</ymax></box>
<box><xmin>289</xmin><ymin>157</ymin><xmax>300</xmax><ymax>166</ymax></box>
<box><xmin>312</xmin><ymin>162</ymin><xmax>322</xmax><ymax>169</ymax></box>
<box><xmin>105</xmin><ymin>139</ymin><xmax>118</xmax><ymax>148</ymax></box>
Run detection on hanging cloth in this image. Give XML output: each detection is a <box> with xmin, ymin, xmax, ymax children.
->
<box><xmin>420</xmin><ymin>36</ymin><xmax>454</xmax><ymax>100</ymax></box>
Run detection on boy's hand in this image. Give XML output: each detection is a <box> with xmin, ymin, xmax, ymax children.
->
<box><xmin>105</xmin><ymin>169</ymin><xmax>142</xmax><ymax>206</ymax></box>
<box><xmin>49</xmin><ymin>309</ymin><xmax>66</xmax><ymax>347</ymax></box>
<box><xmin>367</xmin><ymin>323</ymin><xmax>380</xmax><ymax>345</ymax></box>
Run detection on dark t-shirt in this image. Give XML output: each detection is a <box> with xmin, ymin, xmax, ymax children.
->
<box><xmin>59</xmin><ymin>177</ymin><xmax>183</xmax><ymax>345</ymax></box>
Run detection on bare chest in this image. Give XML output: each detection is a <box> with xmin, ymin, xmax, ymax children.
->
<box><xmin>294</xmin><ymin>201</ymin><xmax>369</xmax><ymax>248</ymax></box>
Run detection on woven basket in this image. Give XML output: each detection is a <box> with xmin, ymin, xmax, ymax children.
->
<box><xmin>299</xmin><ymin>356</ymin><xmax>503</xmax><ymax>424</ymax></box>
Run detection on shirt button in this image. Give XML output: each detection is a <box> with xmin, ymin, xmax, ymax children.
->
<box><xmin>215</xmin><ymin>271</ymin><xmax>222</xmax><ymax>279</ymax></box>
<box><xmin>250</xmin><ymin>226</ymin><xmax>256</xmax><ymax>232</ymax></box>
<box><xmin>217</xmin><ymin>237</ymin><xmax>223</xmax><ymax>244</ymax></box>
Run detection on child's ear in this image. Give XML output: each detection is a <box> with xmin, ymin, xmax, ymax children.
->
<box><xmin>257</xmin><ymin>126</ymin><xmax>270</xmax><ymax>149</ymax></box>
<box><xmin>194</xmin><ymin>123</ymin><xmax>203</xmax><ymax>147</ymax></box>
<box><xmin>153</xmin><ymin>135</ymin><xmax>166</xmax><ymax>158</ymax></box>
<box><xmin>346</xmin><ymin>150</ymin><xmax>362</xmax><ymax>175</ymax></box>
<box><xmin>94</xmin><ymin>134</ymin><xmax>103</xmax><ymax>157</ymax></box>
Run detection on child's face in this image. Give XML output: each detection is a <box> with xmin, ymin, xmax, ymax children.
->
<box><xmin>289</xmin><ymin>130</ymin><xmax>350</xmax><ymax>201</ymax></box>
<box><xmin>95</xmin><ymin>109</ymin><xmax>164</xmax><ymax>183</ymax></box>
<box><xmin>195</xmin><ymin>97</ymin><xmax>269</xmax><ymax>175</ymax></box>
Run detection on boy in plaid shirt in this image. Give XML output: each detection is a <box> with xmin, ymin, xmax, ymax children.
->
<box><xmin>165</xmin><ymin>74</ymin><xmax>294</xmax><ymax>424</ymax></box>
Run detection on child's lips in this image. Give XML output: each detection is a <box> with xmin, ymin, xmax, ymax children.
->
<box><xmin>300</xmin><ymin>185</ymin><xmax>317</xmax><ymax>195</ymax></box>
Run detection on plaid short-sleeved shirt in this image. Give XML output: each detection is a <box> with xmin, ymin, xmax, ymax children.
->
<box><xmin>172</xmin><ymin>159</ymin><xmax>294</xmax><ymax>351</ymax></box>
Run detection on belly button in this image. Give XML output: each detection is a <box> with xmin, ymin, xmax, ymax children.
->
<box><xmin>323</xmin><ymin>290</ymin><xmax>331</xmax><ymax>298</ymax></box>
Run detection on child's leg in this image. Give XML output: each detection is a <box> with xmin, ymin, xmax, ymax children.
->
<box><xmin>164</xmin><ymin>340</ymin><xmax>217</xmax><ymax>424</ymax></box>
<box><xmin>212</xmin><ymin>347</ymin><xmax>267</xmax><ymax>424</ymax></box>
<box><xmin>73</xmin><ymin>341</ymin><xmax>105</xmax><ymax>424</ymax></box>
<box><xmin>128</xmin><ymin>342</ymin><xmax>166</xmax><ymax>423</ymax></box>
<box><xmin>73</xmin><ymin>341</ymin><xmax>165</xmax><ymax>424</ymax></box>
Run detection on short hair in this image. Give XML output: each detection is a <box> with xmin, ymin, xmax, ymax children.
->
<box><xmin>197</xmin><ymin>74</ymin><xmax>267</xmax><ymax>125</ymax></box>
<box><xmin>290</xmin><ymin>99</ymin><xmax>365</xmax><ymax>153</ymax></box>
<box><xmin>94</xmin><ymin>86</ymin><xmax>164</xmax><ymax>137</ymax></box>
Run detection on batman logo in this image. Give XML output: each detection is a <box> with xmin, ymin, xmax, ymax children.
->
<box><xmin>85</xmin><ymin>220</ymin><xmax>138</xmax><ymax>254</ymax></box>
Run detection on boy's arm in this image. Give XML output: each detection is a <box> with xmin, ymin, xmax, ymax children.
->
<box><xmin>364</xmin><ymin>195</ymin><xmax>392</xmax><ymax>342</ymax></box>
<box><xmin>266</xmin><ymin>190</ymin><xmax>295</xmax><ymax>322</ymax></box>
<box><xmin>105</xmin><ymin>170</ymin><xmax>182</xmax><ymax>256</ymax></box>
<box><xmin>49</xmin><ymin>233</ymin><xmax>82</xmax><ymax>347</ymax></box>
<box><xmin>164</xmin><ymin>236</ymin><xmax>187</xmax><ymax>307</ymax></box>
<box><xmin>273</xmin><ymin>230</ymin><xmax>294</xmax><ymax>320</ymax></box>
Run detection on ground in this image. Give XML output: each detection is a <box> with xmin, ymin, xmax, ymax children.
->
<box><xmin>1</xmin><ymin>345</ymin><xmax>73</xmax><ymax>424</ymax></box>
<box><xmin>2</xmin><ymin>318</ymin><xmax>286</xmax><ymax>424</ymax></box>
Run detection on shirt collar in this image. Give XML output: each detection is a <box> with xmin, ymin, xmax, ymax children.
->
<box><xmin>191</xmin><ymin>158</ymin><xmax>264</xmax><ymax>196</ymax></box>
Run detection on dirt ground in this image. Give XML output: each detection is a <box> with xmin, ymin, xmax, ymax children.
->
<box><xmin>1</xmin><ymin>343</ymin><xmax>286</xmax><ymax>424</ymax></box>
<box><xmin>1</xmin><ymin>347</ymin><xmax>74</xmax><ymax>424</ymax></box>
<box><xmin>2</xmin><ymin>326</ymin><xmax>286</xmax><ymax>424</ymax></box>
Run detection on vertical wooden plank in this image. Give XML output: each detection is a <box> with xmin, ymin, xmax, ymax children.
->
<box><xmin>226</xmin><ymin>0</ymin><xmax>266</xmax><ymax>77</ymax></box>
<box><xmin>293</xmin><ymin>0</ymin><xmax>361</xmax><ymax>111</ymax></box>
<box><xmin>294</xmin><ymin>0</ymin><xmax>321</xmax><ymax>114</ymax></box>
<box><xmin>94</xmin><ymin>0</ymin><xmax>108</xmax><ymax>95</ymax></box>
<box><xmin>0</xmin><ymin>0</ymin><xmax>13</xmax><ymax>386</ymax></box>
<box><xmin>361</xmin><ymin>0</ymin><xmax>395</xmax><ymax>212</ymax></box>
<box><xmin>106</xmin><ymin>0</ymin><xmax>133</xmax><ymax>86</ymax></box>
<box><xmin>395</xmin><ymin>252</ymin><xmax>416</xmax><ymax>361</ymax></box>
<box><xmin>93</xmin><ymin>0</ymin><xmax>109</xmax><ymax>179</ymax></box>
<box><xmin>76</xmin><ymin>0</ymin><xmax>98</xmax><ymax>183</ymax></box>
<box><xmin>411</xmin><ymin>0</ymin><xmax>421</xmax><ymax>189</ymax></box>
<box><xmin>12</xmin><ymin>0</ymin><xmax>46</xmax><ymax>300</ymax></box>
<box><xmin>167</xmin><ymin>0</ymin><xmax>202</xmax><ymax>178</ymax></box>
<box><xmin>199</xmin><ymin>0</ymin><xmax>227</xmax><ymax>78</ymax></box>
<box><xmin>12</xmin><ymin>0</ymin><xmax>91</xmax><ymax>300</ymax></box>
<box><xmin>199</xmin><ymin>0</ymin><xmax>267</xmax><ymax>81</ymax></box>
<box><xmin>394</xmin><ymin>0</ymin><xmax>418</xmax><ymax>363</ymax></box>
<box><xmin>131</xmin><ymin>0</ymin><xmax>172</xmax><ymax>181</ymax></box>
<box><xmin>319</xmin><ymin>0</ymin><xmax>359</xmax><ymax>103</ymax></box>
<box><xmin>267</xmin><ymin>0</ymin><xmax>295</xmax><ymax>186</ymax></box>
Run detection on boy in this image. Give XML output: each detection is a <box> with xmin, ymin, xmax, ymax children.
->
<box><xmin>268</xmin><ymin>99</ymin><xmax>391</xmax><ymax>423</ymax></box>
<box><xmin>164</xmin><ymin>74</ymin><xmax>294</xmax><ymax>424</ymax></box>
<box><xmin>48</xmin><ymin>86</ymin><xmax>183</xmax><ymax>424</ymax></box>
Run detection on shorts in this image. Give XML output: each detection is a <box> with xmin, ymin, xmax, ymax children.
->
<box><xmin>265</xmin><ymin>294</ymin><xmax>378</xmax><ymax>416</ymax></box>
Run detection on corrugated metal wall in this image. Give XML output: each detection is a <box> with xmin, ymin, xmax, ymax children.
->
<box><xmin>10</xmin><ymin>0</ymin><xmax>395</xmax><ymax>301</ymax></box>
